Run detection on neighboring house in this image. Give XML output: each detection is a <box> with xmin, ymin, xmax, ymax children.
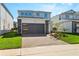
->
<box><xmin>51</xmin><ymin>10</ymin><xmax>79</xmax><ymax>33</ymax></box>
<box><xmin>0</xmin><ymin>3</ymin><xmax>14</xmax><ymax>35</ymax></box>
<box><xmin>17</xmin><ymin>10</ymin><xmax>51</xmax><ymax>35</ymax></box>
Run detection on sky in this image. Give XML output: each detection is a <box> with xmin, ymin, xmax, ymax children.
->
<box><xmin>5</xmin><ymin>3</ymin><xmax>79</xmax><ymax>22</ymax></box>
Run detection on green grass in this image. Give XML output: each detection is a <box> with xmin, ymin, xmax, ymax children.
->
<box><xmin>0</xmin><ymin>31</ymin><xmax>21</xmax><ymax>49</ymax></box>
<box><xmin>61</xmin><ymin>33</ymin><xmax>79</xmax><ymax>44</ymax></box>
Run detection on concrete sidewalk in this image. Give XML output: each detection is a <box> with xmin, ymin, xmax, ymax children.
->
<box><xmin>21</xmin><ymin>44</ymin><xmax>79</xmax><ymax>56</ymax></box>
<box><xmin>0</xmin><ymin>44</ymin><xmax>79</xmax><ymax>56</ymax></box>
<box><xmin>0</xmin><ymin>49</ymin><xmax>21</xmax><ymax>56</ymax></box>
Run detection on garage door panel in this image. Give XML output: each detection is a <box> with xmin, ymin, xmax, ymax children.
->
<box><xmin>22</xmin><ymin>23</ymin><xmax>44</xmax><ymax>34</ymax></box>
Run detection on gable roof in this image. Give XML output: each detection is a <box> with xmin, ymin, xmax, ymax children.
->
<box><xmin>52</xmin><ymin>9</ymin><xmax>77</xmax><ymax>18</ymax></box>
<box><xmin>61</xmin><ymin>9</ymin><xmax>76</xmax><ymax>15</ymax></box>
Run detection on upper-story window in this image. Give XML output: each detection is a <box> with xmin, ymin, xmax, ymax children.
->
<box><xmin>69</xmin><ymin>15</ymin><xmax>73</xmax><ymax>19</ymax></box>
<box><xmin>36</xmin><ymin>13</ymin><xmax>40</xmax><ymax>16</ymax></box>
<box><xmin>76</xmin><ymin>16</ymin><xmax>79</xmax><ymax>19</ymax></box>
<box><xmin>25</xmin><ymin>12</ymin><xmax>32</xmax><ymax>16</ymax></box>
<box><xmin>65</xmin><ymin>15</ymin><xmax>69</xmax><ymax>19</ymax></box>
<box><xmin>21</xmin><ymin>12</ymin><xmax>24</xmax><ymax>16</ymax></box>
<box><xmin>60</xmin><ymin>15</ymin><xmax>69</xmax><ymax>19</ymax></box>
<box><xmin>60</xmin><ymin>14</ymin><xmax>75</xmax><ymax>20</ymax></box>
<box><xmin>18</xmin><ymin>11</ymin><xmax>50</xmax><ymax>19</ymax></box>
<box><xmin>44</xmin><ymin>13</ymin><xmax>48</xmax><ymax>18</ymax></box>
<box><xmin>28</xmin><ymin>12</ymin><xmax>32</xmax><ymax>16</ymax></box>
<box><xmin>25</xmin><ymin>12</ymin><xmax>27</xmax><ymax>15</ymax></box>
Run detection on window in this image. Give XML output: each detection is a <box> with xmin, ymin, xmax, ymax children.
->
<box><xmin>21</xmin><ymin>12</ymin><xmax>24</xmax><ymax>16</ymax></box>
<box><xmin>76</xmin><ymin>16</ymin><xmax>79</xmax><ymax>19</ymax></box>
<box><xmin>69</xmin><ymin>15</ymin><xmax>73</xmax><ymax>19</ymax></box>
<box><xmin>60</xmin><ymin>15</ymin><xmax>70</xmax><ymax>19</ymax></box>
<box><xmin>25</xmin><ymin>12</ymin><xmax>27</xmax><ymax>15</ymax></box>
<box><xmin>25</xmin><ymin>12</ymin><xmax>32</xmax><ymax>16</ymax></box>
<box><xmin>36</xmin><ymin>13</ymin><xmax>40</xmax><ymax>16</ymax></box>
<box><xmin>28</xmin><ymin>12</ymin><xmax>32</xmax><ymax>16</ymax></box>
<box><xmin>65</xmin><ymin>15</ymin><xmax>69</xmax><ymax>19</ymax></box>
<box><xmin>73</xmin><ymin>16</ymin><xmax>79</xmax><ymax>19</ymax></box>
<box><xmin>74</xmin><ymin>16</ymin><xmax>76</xmax><ymax>19</ymax></box>
<box><xmin>44</xmin><ymin>13</ymin><xmax>48</xmax><ymax>18</ymax></box>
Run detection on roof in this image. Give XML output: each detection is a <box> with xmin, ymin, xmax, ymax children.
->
<box><xmin>61</xmin><ymin>9</ymin><xmax>76</xmax><ymax>14</ymax></box>
<box><xmin>1</xmin><ymin>3</ymin><xmax>14</xmax><ymax>19</ymax></box>
<box><xmin>52</xmin><ymin>9</ymin><xmax>77</xmax><ymax>18</ymax></box>
<box><xmin>18</xmin><ymin>10</ymin><xmax>51</xmax><ymax>13</ymax></box>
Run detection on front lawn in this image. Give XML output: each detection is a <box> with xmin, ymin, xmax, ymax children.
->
<box><xmin>61</xmin><ymin>33</ymin><xmax>79</xmax><ymax>44</ymax></box>
<box><xmin>0</xmin><ymin>31</ymin><xmax>21</xmax><ymax>49</ymax></box>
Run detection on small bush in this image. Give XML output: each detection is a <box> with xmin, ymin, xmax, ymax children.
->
<box><xmin>11</xmin><ymin>28</ymin><xmax>17</xmax><ymax>32</ymax></box>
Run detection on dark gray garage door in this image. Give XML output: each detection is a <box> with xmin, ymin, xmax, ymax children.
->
<box><xmin>22</xmin><ymin>23</ymin><xmax>44</xmax><ymax>34</ymax></box>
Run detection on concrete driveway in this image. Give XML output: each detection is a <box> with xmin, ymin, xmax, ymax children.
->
<box><xmin>22</xmin><ymin>35</ymin><xmax>68</xmax><ymax>48</ymax></box>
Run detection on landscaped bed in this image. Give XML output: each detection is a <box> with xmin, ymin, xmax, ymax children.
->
<box><xmin>61</xmin><ymin>33</ymin><xmax>79</xmax><ymax>44</ymax></box>
<box><xmin>0</xmin><ymin>31</ymin><xmax>21</xmax><ymax>49</ymax></box>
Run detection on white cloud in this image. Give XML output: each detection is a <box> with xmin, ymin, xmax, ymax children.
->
<box><xmin>67</xmin><ymin>3</ymin><xmax>73</xmax><ymax>6</ymax></box>
<box><xmin>40</xmin><ymin>4</ymin><xmax>56</xmax><ymax>11</ymax></box>
<box><xmin>61</xmin><ymin>3</ymin><xmax>73</xmax><ymax>6</ymax></box>
<box><xmin>35</xmin><ymin>4</ymin><xmax>57</xmax><ymax>12</ymax></box>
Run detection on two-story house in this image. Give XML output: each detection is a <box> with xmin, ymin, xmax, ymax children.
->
<box><xmin>51</xmin><ymin>10</ymin><xmax>79</xmax><ymax>33</ymax></box>
<box><xmin>17</xmin><ymin>10</ymin><xmax>51</xmax><ymax>35</ymax></box>
<box><xmin>0</xmin><ymin>3</ymin><xmax>13</xmax><ymax>35</ymax></box>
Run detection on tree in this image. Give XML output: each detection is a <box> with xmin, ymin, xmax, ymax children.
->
<box><xmin>51</xmin><ymin>22</ymin><xmax>67</xmax><ymax>39</ymax></box>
